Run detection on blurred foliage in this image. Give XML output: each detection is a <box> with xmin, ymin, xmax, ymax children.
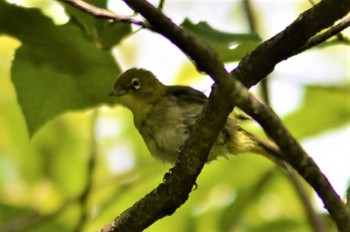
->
<box><xmin>0</xmin><ymin>0</ymin><xmax>349</xmax><ymax>232</ymax></box>
<box><xmin>284</xmin><ymin>85</ymin><xmax>350</xmax><ymax>138</ymax></box>
<box><xmin>181</xmin><ymin>19</ymin><xmax>261</xmax><ymax>62</ymax></box>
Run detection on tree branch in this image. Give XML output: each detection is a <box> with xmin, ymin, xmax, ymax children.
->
<box><xmin>296</xmin><ymin>15</ymin><xmax>350</xmax><ymax>53</ymax></box>
<box><xmin>61</xmin><ymin>0</ymin><xmax>151</xmax><ymax>29</ymax></box>
<box><xmin>102</xmin><ymin>0</ymin><xmax>350</xmax><ymax>231</ymax></box>
<box><xmin>227</xmin><ymin>83</ymin><xmax>350</xmax><ymax>230</ymax></box>
<box><xmin>62</xmin><ymin>0</ymin><xmax>350</xmax><ymax>231</ymax></box>
<box><xmin>234</xmin><ymin>0</ymin><xmax>350</xmax><ymax>88</ymax></box>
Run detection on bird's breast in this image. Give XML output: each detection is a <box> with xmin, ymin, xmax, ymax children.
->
<box><xmin>136</xmin><ymin>104</ymin><xmax>189</xmax><ymax>163</ymax></box>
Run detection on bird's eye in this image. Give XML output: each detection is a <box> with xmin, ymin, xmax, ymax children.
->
<box><xmin>131</xmin><ymin>78</ymin><xmax>141</xmax><ymax>90</ymax></box>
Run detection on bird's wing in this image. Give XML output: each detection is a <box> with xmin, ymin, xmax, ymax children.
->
<box><xmin>165</xmin><ymin>86</ymin><xmax>207</xmax><ymax>135</ymax></box>
<box><xmin>166</xmin><ymin>86</ymin><xmax>208</xmax><ymax>106</ymax></box>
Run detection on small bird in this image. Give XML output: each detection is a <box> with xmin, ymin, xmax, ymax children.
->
<box><xmin>109</xmin><ymin>68</ymin><xmax>281</xmax><ymax>164</ymax></box>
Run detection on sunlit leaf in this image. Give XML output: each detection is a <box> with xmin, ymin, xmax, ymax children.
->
<box><xmin>0</xmin><ymin>1</ymin><xmax>121</xmax><ymax>136</ymax></box>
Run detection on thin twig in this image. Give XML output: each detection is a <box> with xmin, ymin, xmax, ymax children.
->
<box><xmin>336</xmin><ymin>33</ymin><xmax>350</xmax><ymax>44</ymax></box>
<box><xmin>296</xmin><ymin>16</ymin><xmax>350</xmax><ymax>54</ymax></box>
<box><xmin>61</xmin><ymin>0</ymin><xmax>151</xmax><ymax>29</ymax></box>
<box><xmin>158</xmin><ymin>0</ymin><xmax>166</xmax><ymax>10</ymax></box>
<box><xmin>287</xmin><ymin>170</ymin><xmax>326</xmax><ymax>232</ymax></box>
<box><xmin>219</xmin><ymin>168</ymin><xmax>278</xmax><ymax>230</ymax></box>
<box><xmin>74</xmin><ymin>110</ymin><xmax>99</xmax><ymax>232</ymax></box>
<box><xmin>347</xmin><ymin>185</ymin><xmax>350</xmax><ymax>208</ymax></box>
<box><xmin>307</xmin><ymin>0</ymin><xmax>350</xmax><ymax>47</ymax></box>
<box><xmin>308</xmin><ymin>0</ymin><xmax>316</xmax><ymax>6</ymax></box>
<box><xmin>242</xmin><ymin>0</ymin><xmax>257</xmax><ymax>34</ymax></box>
<box><xmin>0</xmin><ymin>201</ymin><xmax>73</xmax><ymax>232</ymax></box>
<box><xmin>242</xmin><ymin>0</ymin><xmax>271</xmax><ymax>106</ymax></box>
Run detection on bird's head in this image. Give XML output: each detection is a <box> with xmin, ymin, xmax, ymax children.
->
<box><xmin>109</xmin><ymin>68</ymin><xmax>166</xmax><ymax>114</ymax></box>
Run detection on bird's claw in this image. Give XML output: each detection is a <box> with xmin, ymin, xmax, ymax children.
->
<box><xmin>193</xmin><ymin>182</ymin><xmax>198</xmax><ymax>190</ymax></box>
<box><xmin>163</xmin><ymin>167</ymin><xmax>174</xmax><ymax>183</ymax></box>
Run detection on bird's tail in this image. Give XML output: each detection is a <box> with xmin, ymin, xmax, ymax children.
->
<box><xmin>237</xmin><ymin>127</ymin><xmax>288</xmax><ymax>169</ymax></box>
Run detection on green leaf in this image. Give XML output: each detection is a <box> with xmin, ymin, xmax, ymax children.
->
<box><xmin>61</xmin><ymin>0</ymin><xmax>132</xmax><ymax>49</ymax></box>
<box><xmin>0</xmin><ymin>2</ymin><xmax>121</xmax><ymax>137</ymax></box>
<box><xmin>284</xmin><ymin>85</ymin><xmax>350</xmax><ymax>138</ymax></box>
<box><xmin>181</xmin><ymin>19</ymin><xmax>261</xmax><ymax>62</ymax></box>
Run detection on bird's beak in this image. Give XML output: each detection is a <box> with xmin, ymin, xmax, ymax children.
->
<box><xmin>109</xmin><ymin>88</ymin><xmax>126</xmax><ymax>96</ymax></box>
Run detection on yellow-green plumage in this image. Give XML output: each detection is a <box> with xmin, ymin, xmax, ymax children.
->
<box><xmin>110</xmin><ymin>68</ymin><xmax>280</xmax><ymax>164</ymax></box>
